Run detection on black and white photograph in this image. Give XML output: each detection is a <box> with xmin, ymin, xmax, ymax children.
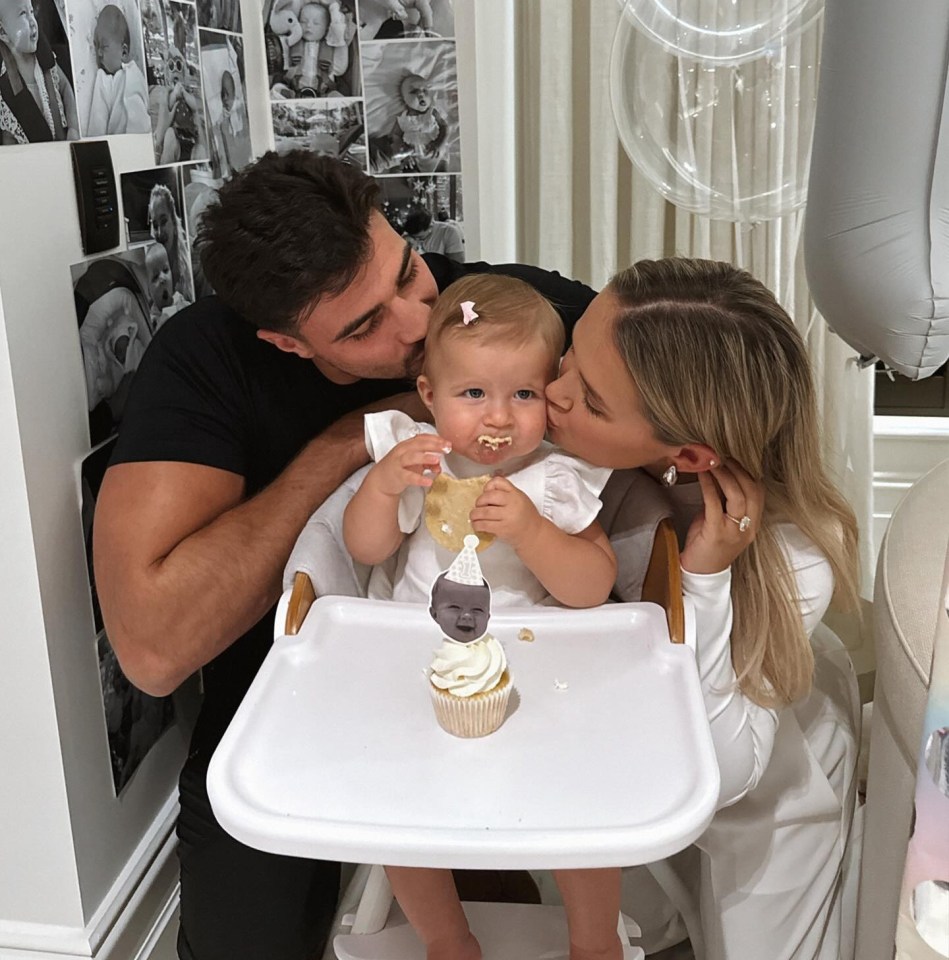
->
<box><xmin>358</xmin><ymin>0</ymin><xmax>454</xmax><ymax>41</ymax></box>
<box><xmin>69</xmin><ymin>0</ymin><xmax>150</xmax><ymax>136</ymax></box>
<box><xmin>925</xmin><ymin>726</ymin><xmax>949</xmax><ymax>796</ymax></box>
<box><xmin>98</xmin><ymin>630</ymin><xmax>175</xmax><ymax>794</ymax></box>
<box><xmin>80</xmin><ymin>438</ymin><xmax>116</xmax><ymax>635</ymax></box>
<box><xmin>120</xmin><ymin>165</ymin><xmax>195</xmax><ymax>306</ymax></box>
<box><xmin>362</xmin><ymin>38</ymin><xmax>460</xmax><ymax>174</ymax></box>
<box><xmin>181</xmin><ymin>161</ymin><xmax>220</xmax><ymax>299</ymax></box>
<box><xmin>72</xmin><ymin>251</ymin><xmax>155</xmax><ymax>446</ymax></box>
<box><xmin>142</xmin><ymin>238</ymin><xmax>193</xmax><ymax>326</ymax></box>
<box><xmin>0</xmin><ymin>0</ymin><xmax>79</xmax><ymax>143</ymax></box>
<box><xmin>271</xmin><ymin>97</ymin><xmax>366</xmax><ymax>167</ymax></box>
<box><xmin>263</xmin><ymin>0</ymin><xmax>360</xmax><ymax>100</ymax></box>
<box><xmin>199</xmin><ymin>30</ymin><xmax>252</xmax><ymax>179</ymax></box>
<box><xmin>377</xmin><ymin>174</ymin><xmax>464</xmax><ymax>260</ymax></box>
<box><xmin>141</xmin><ymin>0</ymin><xmax>209</xmax><ymax>163</ymax></box>
<box><xmin>196</xmin><ymin>0</ymin><xmax>241</xmax><ymax>33</ymax></box>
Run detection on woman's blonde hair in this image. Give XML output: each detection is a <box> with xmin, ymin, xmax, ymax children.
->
<box><xmin>424</xmin><ymin>274</ymin><xmax>564</xmax><ymax>378</ymax></box>
<box><xmin>609</xmin><ymin>258</ymin><xmax>859</xmax><ymax>707</ymax></box>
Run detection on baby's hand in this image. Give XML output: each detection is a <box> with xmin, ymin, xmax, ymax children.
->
<box><xmin>371</xmin><ymin>433</ymin><xmax>450</xmax><ymax>498</ymax></box>
<box><xmin>470</xmin><ymin>475</ymin><xmax>542</xmax><ymax>550</ymax></box>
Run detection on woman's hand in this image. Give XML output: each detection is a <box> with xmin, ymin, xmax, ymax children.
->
<box><xmin>680</xmin><ymin>461</ymin><xmax>765</xmax><ymax>575</ymax></box>
<box><xmin>370</xmin><ymin>433</ymin><xmax>449</xmax><ymax>497</ymax></box>
<box><xmin>470</xmin><ymin>475</ymin><xmax>543</xmax><ymax>550</ymax></box>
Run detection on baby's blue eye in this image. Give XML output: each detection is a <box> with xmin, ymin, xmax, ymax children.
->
<box><xmin>515</xmin><ymin>389</ymin><xmax>534</xmax><ymax>400</ymax></box>
<box><xmin>464</xmin><ymin>388</ymin><xmax>484</xmax><ymax>399</ymax></box>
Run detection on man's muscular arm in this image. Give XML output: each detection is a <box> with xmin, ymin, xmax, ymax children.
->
<box><xmin>94</xmin><ymin>394</ymin><xmax>426</xmax><ymax>696</ymax></box>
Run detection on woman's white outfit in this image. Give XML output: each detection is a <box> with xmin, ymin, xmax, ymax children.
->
<box><xmin>614</xmin><ymin>482</ymin><xmax>861</xmax><ymax>960</ymax></box>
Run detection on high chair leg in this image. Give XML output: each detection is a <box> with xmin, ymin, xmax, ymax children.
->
<box><xmin>351</xmin><ymin>864</ymin><xmax>394</xmax><ymax>935</ymax></box>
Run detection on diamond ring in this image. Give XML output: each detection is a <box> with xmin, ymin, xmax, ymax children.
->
<box><xmin>726</xmin><ymin>513</ymin><xmax>752</xmax><ymax>533</ymax></box>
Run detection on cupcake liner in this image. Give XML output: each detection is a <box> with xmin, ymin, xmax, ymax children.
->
<box><xmin>429</xmin><ymin>673</ymin><xmax>512</xmax><ymax>738</ymax></box>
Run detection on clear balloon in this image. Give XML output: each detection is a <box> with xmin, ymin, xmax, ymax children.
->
<box><xmin>616</xmin><ymin>0</ymin><xmax>823</xmax><ymax>66</ymax></box>
<box><xmin>610</xmin><ymin>12</ymin><xmax>821</xmax><ymax>221</ymax></box>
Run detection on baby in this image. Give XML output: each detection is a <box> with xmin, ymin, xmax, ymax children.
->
<box><xmin>79</xmin><ymin>286</ymin><xmax>148</xmax><ymax>413</ymax></box>
<box><xmin>212</xmin><ymin>70</ymin><xmax>250</xmax><ymax>177</ymax></box>
<box><xmin>0</xmin><ymin>0</ymin><xmax>79</xmax><ymax>143</ymax></box>
<box><xmin>156</xmin><ymin>13</ymin><xmax>205</xmax><ymax>163</ymax></box>
<box><xmin>148</xmin><ymin>183</ymin><xmax>194</xmax><ymax>301</ymax></box>
<box><xmin>340</xmin><ymin>272</ymin><xmax>621</xmax><ymax>960</ymax></box>
<box><xmin>87</xmin><ymin>3</ymin><xmax>149</xmax><ymax>135</ymax></box>
<box><xmin>429</xmin><ymin>571</ymin><xmax>490</xmax><ymax>643</ymax></box>
<box><xmin>371</xmin><ymin>72</ymin><xmax>447</xmax><ymax>172</ymax></box>
<box><xmin>145</xmin><ymin>242</ymin><xmax>189</xmax><ymax>331</ymax></box>
<box><xmin>289</xmin><ymin>1</ymin><xmax>354</xmax><ymax>97</ymax></box>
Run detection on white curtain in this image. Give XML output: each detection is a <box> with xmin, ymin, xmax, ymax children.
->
<box><xmin>467</xmin><ymin>0</ymin><xmax>874</xmax><ymax>592</ymax></box>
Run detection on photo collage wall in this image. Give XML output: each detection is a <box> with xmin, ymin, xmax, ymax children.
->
<box><xmin>10</xmin><ymin>0</ymin><xmax>468</xmax><ymax>795</ymax></box>
<box><xmin>22</xmin><ymin>0</ymin><xmax>257</xmax><ymax>795</ymax></box>
<box><xmin>264</xmin><ymin>0</ymin><xmax>465</xmax><ymax>260</ymax></box>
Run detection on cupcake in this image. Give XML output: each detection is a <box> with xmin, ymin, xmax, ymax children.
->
<box><xmin>429</xmin><ymin>634</ymin><xmax>511</xmax><ymax>738</ymax></box>
<box><xmin>427</xmin><ymin>534</ymin><xmax>512</xmax><ymax>737</ymax></box>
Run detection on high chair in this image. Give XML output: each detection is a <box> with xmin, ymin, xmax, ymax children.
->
<box><xmin>270</xmin><ymin>470</ymin><xmax>695</xmax><ymax>960</ymax></box>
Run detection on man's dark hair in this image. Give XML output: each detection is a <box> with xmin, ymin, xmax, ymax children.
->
<box><xmin>198</xmin><ymin>151</ymin><xmax>380</xmax><ymax>334</ymax></box>
<box><xmin>403</xmin><ymin>206</ymin><xmax>432</xmax><ymax>237</ymax></box>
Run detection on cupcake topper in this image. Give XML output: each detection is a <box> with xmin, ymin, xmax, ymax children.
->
<box><xmin>429</xmin><ymin>535</ymin><xmax>492</xmax><ymax>644</ymax></box>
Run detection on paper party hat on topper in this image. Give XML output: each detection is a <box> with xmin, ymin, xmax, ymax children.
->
<box><xmin>445</xmin><ymin>534</ymin><xmax>484</xmax><ymax>585</ymax></box>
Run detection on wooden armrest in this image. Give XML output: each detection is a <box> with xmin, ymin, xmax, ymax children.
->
<box><xmin>641</xmin><ymin>517</ymin><xmax>685</xmax><ymax>644</ymax></box>
<box><xmin>285</xmin><ymin>571</ymin><xmax>317</xmax><ymax>636</ymax></box>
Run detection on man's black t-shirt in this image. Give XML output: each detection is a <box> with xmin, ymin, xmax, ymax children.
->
<box><xmin>110</xmin><ymin>254</ymin><xmax>595</xmax><ymax>760</ymax></box>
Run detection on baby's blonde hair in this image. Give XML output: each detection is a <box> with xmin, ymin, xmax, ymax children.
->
<box><xmin>423</xmin><ymin>274</ymin><xmax>564</xmax><ymax>380</ymax></box>
<box><xmin>609</xmin><ymin>258</ymin><xmax>859</xmax><ymax>707</ymax></box>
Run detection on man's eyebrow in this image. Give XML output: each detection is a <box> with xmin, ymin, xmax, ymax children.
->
<box><xmin>332</xmin><ymin>304</ymin><xmax>382</xmax><ymax>343</ymax></box>
<box><xmin>332</xmin><ymin>241</ymin><xmax>414</xmax><ymax>343</ymax></box>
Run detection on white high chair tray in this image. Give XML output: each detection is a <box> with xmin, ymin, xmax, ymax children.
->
<box><xmin>208</xmin><ymin>596</ymin><xmax>719</xmax><ymax>869</ymax></box>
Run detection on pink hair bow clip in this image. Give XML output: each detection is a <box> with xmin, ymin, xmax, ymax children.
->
<box><xmin>460</xmin><ymin>300</ymin><xmax>479</xmax><ymax>325</ymax></box>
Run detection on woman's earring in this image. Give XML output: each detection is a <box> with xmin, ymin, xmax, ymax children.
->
<box><xmin>661</xmin><ymin>464</ymin><xmax>677</xmax><ymax>487</ymax></box>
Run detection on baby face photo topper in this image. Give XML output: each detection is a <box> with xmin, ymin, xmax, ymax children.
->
<box><xmin>429</xmin><ymin>534</ymin><xmax>491</xmax><ymax>644</ymax></box>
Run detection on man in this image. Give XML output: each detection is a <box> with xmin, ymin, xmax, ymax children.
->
<box><xmin>403</xmin><ymin>204</ymin><xmax>465</xmax><ymax>262</ymax></box>
<box><xmin>94</xmin><ymin>151</ymin><xmax>595</xmax><ymax>960</ymax></box>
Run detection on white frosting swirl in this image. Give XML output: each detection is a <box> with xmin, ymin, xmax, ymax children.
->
<box><xmin>430</xmin><ymin>634</ymin><xmax>507</xmax><ymax>697</ymax></box>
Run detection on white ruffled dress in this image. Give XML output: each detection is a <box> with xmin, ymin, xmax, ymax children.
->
<box><xmin>363</xmin><ymin>410</ymin><xmax>612</xmax><ymax>606</ymax></box>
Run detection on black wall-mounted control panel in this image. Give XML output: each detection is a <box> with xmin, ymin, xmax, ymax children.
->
<box><xmin>70</xmin><ymin>140</ymin><xmax>120</xmax><ymax>255</ymax></box>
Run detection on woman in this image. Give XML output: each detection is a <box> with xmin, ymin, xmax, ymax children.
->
<box><xmin>544</xmin><ymin>258</ymin><xmax>861</xmax><ymax>960</ymax></box>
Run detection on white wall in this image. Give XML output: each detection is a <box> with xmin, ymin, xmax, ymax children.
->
<box><xmin>0</xmin><ymin>0</ymin><xmax>279</xmax><ymax>948</ymax></box>
<box><xmin>0</xmin><ymin>131</ymin><xmax>195</xmax><ymax>953</ymax></box>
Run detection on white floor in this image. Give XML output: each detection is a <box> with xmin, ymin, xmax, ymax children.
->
<box><xmin>146</xmin><ymin>905</ymin><xmax>695</xmax><ymax>960</ymax></box>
